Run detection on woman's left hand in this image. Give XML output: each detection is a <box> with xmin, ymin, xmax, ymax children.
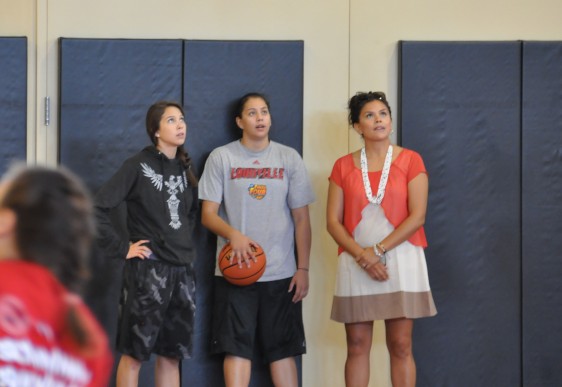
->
<box><xmin>365</xmin><ymin>261</ymin><xmax>389</xmax><ymax>281</ymax></box>
<box><xmin>356</xmin><ymin>247</ymin><xmax>389</xmax><ymax>281</ymax></box>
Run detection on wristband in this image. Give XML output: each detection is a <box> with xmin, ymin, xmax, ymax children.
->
<box><xmin>298</xmin><ymin>267</ymin><xmax>309</xmax><ymax>272</ymax></box>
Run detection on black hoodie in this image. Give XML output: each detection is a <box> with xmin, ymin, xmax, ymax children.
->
<box><xmin>95</xmin><ymin>146</ymin><xmax>197</xmax><ymax>266</ymax></box>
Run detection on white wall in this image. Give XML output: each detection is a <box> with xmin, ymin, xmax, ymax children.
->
<box><xmin>2</xmin><ymin>0</ymin><xmax>561</xmax><ymax>385</ymax></box>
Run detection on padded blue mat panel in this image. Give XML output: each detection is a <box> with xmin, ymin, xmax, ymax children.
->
<box><xmin>182</xmin><ymin>40</ymin><xmax>304</xmax><ymax>387</ymax></box>
<box><xmin>59</xmin><ymin>38</ymin><xmax>183</xmax><ymax>192</ymax></box>
<box><xmin>59</xmin><ymin>38</ymin><xmax>304</xmax><ymax>387</ymax></box>
<box><xmin>521</xmin><ymin>41</ymin><xmax>562</xmax><ymax>386</ymax></box>
<box><xmin>0</xmin><ymin>37</ymin><xmax>27</xmax><ymax>174</ymax></box>
<box><xmin>184</xmin><ymin>40</ymin><xmax>304</xmax><ymax>173</ymax></box>
<box><xmin>399</xmin><ymin>41</ymin><xmax>522</xmax><ymax>387</ymax></box>
<box><xmin>59</xmin><ymin>38</ymin><xmax>183</xmax><ymax>387</ymax></box>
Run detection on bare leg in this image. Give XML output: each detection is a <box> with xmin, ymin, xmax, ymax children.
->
<box><xmin>116</xmin><ymin>354</ymin><xmax>141</xmax><ymax>387</ymax></box>
<box><xmin>270</xmin><ymin>357</ymin><xmax>298</xmax><ymax>387</ymax></box>
<box><xmin>155</xmin><ymin>356</ymin><xmax>180</xmax><ymax>387</ymax></box>
<box><xmin>385</xmin><ymin>318</ymin><xmax>415</xmax><ymax>387</ymax></box>
<box><xmin>224</xmin><ymin>354</ymin><xmax>252</xmax><ymax>387</ymax></box>
<box><xmin>344</xmin><ymin>321</ymin><xmax>374</xmax><ymax>387</ymax></box>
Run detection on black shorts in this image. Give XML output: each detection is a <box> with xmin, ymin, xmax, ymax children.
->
<box><xmin>116</xmin><ymin>258</ymin><xmax>196</xmax><ymax>361</ymax></box>
<box><xmin>211</xmin><ymin>276</ymin><xmax>306</xmax><ymax>363</ymax></box>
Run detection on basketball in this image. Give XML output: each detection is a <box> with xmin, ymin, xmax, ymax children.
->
<box><xmin>218</xmin><ymin>242</ymin><xmax>266</xmax><ymax>286</ymax></box>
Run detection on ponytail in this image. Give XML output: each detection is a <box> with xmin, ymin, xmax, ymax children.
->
<box><xmin>177</xmin><ymin>145</ymin><xmax>198</xmax><ymax>187</ymax></box>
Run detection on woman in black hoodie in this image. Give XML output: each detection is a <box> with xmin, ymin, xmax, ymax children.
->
<box><xmin>95</xmin><ymin>101</ymin><xmax>198</xmax><ymax>387</ymax></box>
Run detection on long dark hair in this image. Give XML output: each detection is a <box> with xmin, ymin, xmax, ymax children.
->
<box><xmin>1</xmin><ymin>165</ymin><xmax>96</xmax><ymax>347</ymax></box>
<box><xmin>348</xmin><ymin>91</ymin><xmax>392</xmax><ymax>126</ymax></box>
<box><xmin>146</xmin><ymin>101</ymin><xmax>198</xmax><ymax>187</ymax></box>
<box><xmin>2</xmin><ymin>165</ymin><xmax>94</xmax><ymax>292</ymax></box>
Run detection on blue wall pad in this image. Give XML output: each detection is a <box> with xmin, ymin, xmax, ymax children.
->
<box><xmin>59</xmin><ymin>38</ymin><xmax>184</xmax><ymax>387</ymax></box>
<box><xmin>521</xmin><ymin>41</ymin><xmax>562</xmax><ymax>386</ymax></box>
<box><xmin>59</xmin><ymin>38</ymin><xmax>183</xmax><ymax>192</ymax></box>
<box><xmin>399</xmin><ymin>41</ymin><xmax>522</xmax><ymax>386</ymax></box>
<box><xmin>58</xmin><ymin>38</ymin><xmax>304</xmax><ymax>387</ymax></box>
<box><xmin>0</xmin><ymin>37</ymin><xmax>27</xmax><ymax>175</ymax></box>
<box><xmin>184</xmin><ymin>40</ymin><xmax>304</xmax><ymax>173</ymax></box>
<box><xmin>182</xmin><ymin>40</ymin><xmax>304</xmax><ymax>387</ymax></box>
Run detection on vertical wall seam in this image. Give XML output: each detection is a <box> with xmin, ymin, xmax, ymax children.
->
<box><xmin>347</xmin><ymin>0</ymin><xmax>351</xmax><ymax>153</ymax></box>
<box><xmin>181</xmin><ymin>40</ymin><xmax>186</xmax><ymax>106</ymax></box>
<box><xmin>519</xmin><ymin>39</ymin><xmax>524</xmax><ymax>387</ymax></box>
<box><xmin>45</xmin><ymin>0</ymin><xmax>49</xmax><ymax>96</ymax></box>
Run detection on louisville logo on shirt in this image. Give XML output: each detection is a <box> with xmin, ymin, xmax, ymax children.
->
<box><xmin>230</xmin><ymin>167</ymin><xmax>284</xmax><ymax>180</ymax></box>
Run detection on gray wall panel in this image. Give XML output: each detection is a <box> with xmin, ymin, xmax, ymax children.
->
<box><xmin>521</xmin><ymin>41</ymin><xmax>562</xmax><ymax>386</ymax></box>
<box><xmin>59</xmin><ymin>38</ymin><xmax>184</xmax><ymax>387</ymax></box>
<box><xmin>182</xmin><ymin>39</ymin><xmax>304</xmax><ymax>387</ymax></box>
<box><xmin>0</xmin><ymin>37</ymin><xmax>27</xmax><ymax>174</ymax></box>
<box><xmin>59</xmin><ymin>38</ymin><xmax>304</xmax><ymax>387</ymax></box>
<box><xmin>400</xmin><ymin>41</ymin><xmax>522</xmax><ymax>387</ymax></box>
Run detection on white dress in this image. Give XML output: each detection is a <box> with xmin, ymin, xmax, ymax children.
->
<box><xmin>330</xmin><ymin>149</ymin><xmax>437</xmax><ymax>323</ymax></box>
<box><xmin>331</xmin><ymin>204</ymin><xmax>437</xmax><ymax>322</ymax></box>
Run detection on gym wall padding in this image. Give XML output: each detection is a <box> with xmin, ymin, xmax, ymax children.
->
<box><xmin>182</xmin><ymin>40</ymin><xmax>304</xmax><ymax>387</ymax></box>
<box><xmin>59</xmin><ymin>38</ymin><xmax>184</xmax><ymax>387</ymax></box>
<box><xmin>399</xmin><ymin>41</ymin><xmax>522</xmax><ymax>386</ymax></box>
<box><xmin>59</xmin><ymin>38</ymin><xmax>184</xmax><ymax>192</ymax></box>
<box><xmin>0</xmin><ymin>37</ymin><xmax>27</xmax><ymax>175</ymax></box>
<box><xmin>521</xmin><ymin>41</ymin><xmax>562</xmax><ymax>386</ymax></box>
<box><xmin>58</xmin><ymin>38</ymin><xmax>304</xmax><ymax>387</ymax></box>
<box><xmin>184</xmin><ymin>40</ymin><xmax>304</xmax><ymax>174</ymax></box>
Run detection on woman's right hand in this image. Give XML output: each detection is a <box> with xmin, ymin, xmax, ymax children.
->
<box><xmin>356</xmin><ymin>247</ymin><xmax>389</xmax><ymax>281</ymax></box>
<box><xmin>126</xmin><ymin>240</ymin><xmax>152</xmax><ymax>259</ymax></box>
<box><xmin>228</xmin><ymin>232</ymin><xmax>259</xmax><ymax>268</ymax></box>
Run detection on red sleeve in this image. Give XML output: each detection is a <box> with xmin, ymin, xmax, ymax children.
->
<box><xmin>329</xmin><ymin>156</ymin><xmax>344</xmax><ymax>187</ymax></box>
<box><xmin>406</xmin><ymin>151</ymin><xmax>427</xmax><ymax>182</ymax></box>
<box><xmin>382</xmin><ymin>149</ymin><xmax>428</xmax><ymax>248</ymax></box>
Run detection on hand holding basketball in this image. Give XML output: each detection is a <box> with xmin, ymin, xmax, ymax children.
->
<box><xmin>219</xmin><ymin>242</ymin><xmax>266</xmax><ymax>286</ymax></box>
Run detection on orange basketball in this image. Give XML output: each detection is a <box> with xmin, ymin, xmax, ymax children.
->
<box><xmin>218</xmin><ymin>242</ymin><xmax>266</xmax><ymax>286</ymax></box>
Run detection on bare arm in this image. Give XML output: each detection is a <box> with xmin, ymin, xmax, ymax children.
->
<box><xmin>326</xmin><ymin>181</ymin><xmax>363</xmax><ymax>258</ymax></box>
<box><xmin>377</xmin><ymin>172</ymin><xmax>428</xmax><ymax>252</ymax></box>
<box><xmin>289</xmin><ymin>205</ymin><xmax>312</xmax><ymax>302</ymax></box>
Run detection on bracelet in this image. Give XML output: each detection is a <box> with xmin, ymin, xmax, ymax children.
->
<box><xmin>376</xmin><ymin>242</ymin><xmax>387</xmax><ymax>253</ymax></box>
<box><xmin>373</xmin><ymin>244</ymin><xmax>387</xmax><ymax>266</ymax></box>
<box><xmin>298</xmin><ymin>267</ymin><xmax>309</xmax><ymax>272</ymax></box>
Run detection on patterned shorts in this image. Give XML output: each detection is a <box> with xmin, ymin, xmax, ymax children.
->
<box><xmin>116</xmin><ymin>258</ymin><xmax>196</xmax><ymax>361</ymax></box>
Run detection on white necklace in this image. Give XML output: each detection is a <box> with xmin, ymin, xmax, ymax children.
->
<box><xmin>360</xmin><ymin>145</ymin><xmax>393</xmax><ymax>205</ymax></box>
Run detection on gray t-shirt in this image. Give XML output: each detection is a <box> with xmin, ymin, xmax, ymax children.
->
<box><xmin>199</xmin><ymin>140</ymin><xmax>315</xmax><ymax>281</ymax></box>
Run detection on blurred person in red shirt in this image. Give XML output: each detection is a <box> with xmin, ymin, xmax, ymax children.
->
<box><xmin>0</xmin><ymin>164</ymin><xmax>113</xmax><ymax>387</ymax></box>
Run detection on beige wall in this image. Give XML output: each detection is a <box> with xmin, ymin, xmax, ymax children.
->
<box><xmin>2</xmin><ymin>0</ymin><xmax>561</xmax><ymax>386</ymax></box>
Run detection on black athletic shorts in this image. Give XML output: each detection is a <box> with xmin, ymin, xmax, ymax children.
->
<box><xmin>116</xmin><ymin>258</ymin><xmax>196</xmax><ymax>361</ymax></box>
<box><xmin>210</xmin><ymin>276</ymin><xmax>306</xmax><ymax>363</ymax></box>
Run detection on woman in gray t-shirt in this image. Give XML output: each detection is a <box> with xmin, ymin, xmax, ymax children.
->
<box><xmin>199</xmin><ymin>92</ymin><xmax>315</xmax><ymax>386</ymax></box>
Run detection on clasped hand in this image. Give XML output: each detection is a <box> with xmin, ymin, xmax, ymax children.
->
<box><xmin>355</xmin><ymin>247</ymin><xmax>388</xmax><ymax>281</ymax></box>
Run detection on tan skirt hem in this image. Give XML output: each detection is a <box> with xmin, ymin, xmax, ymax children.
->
<box><xmin>331</xmin><ymin>291</ymin><xmax>437</xmax><ymax>323</ymax></box>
